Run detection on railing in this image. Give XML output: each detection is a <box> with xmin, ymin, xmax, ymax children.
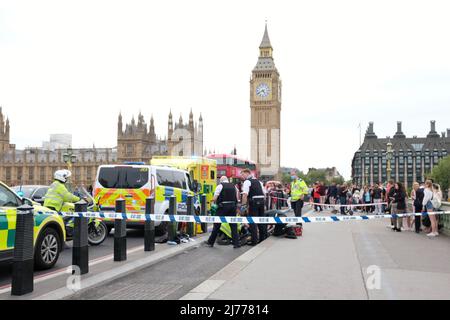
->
<box><xmin>440</xmin><ymin>201</ymin><xmax>450</xmax><ymax>236</ymax></box>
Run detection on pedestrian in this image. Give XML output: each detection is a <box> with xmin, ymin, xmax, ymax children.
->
<box><xmin>241</xmin><ymin>169</ymin><xmax>267</xmax><ymax>246</ymax></box>
<box><xmin>328</xmin><ymin>183</ymin><xmax>338</xmax><ymax>213</ymax></box>
<box><xmin>386</xmin><ymin>180</ymin><xmax>396</xmax><ymax>229</ymax></box>
<box><xmin>422</xmin><ymin>180</ymin><xmax>436</xmax><ymax>236</ymax></box>
<box><xmin>412</xmin><ymin>182</ymin><xmax>424</xmax><ymax>233</ymax></box>
<box><xmin>313</xmin><ymin>182</ymin><xmax>322</xmax><ymax>212</ymax></box>
<box><xmin>339</xmin><ymin>184</ymin><xmax>348</xmax><ymax>215</ymax></box>
<box><xmin>205</xmin><ymin>176</ymin><xmax>241</xmax><ymax>248</ymax></box>
<box><xmin>391</xmin><ymin>182</ymin><xmax>407</xmax><ymax>232</ymax></box>
<box><xmin>289</xmin><ymin>170</ymin><xmax>309</xmax><ymax>225</ymax></box>
<box><xmin>426</xmin><ymin>182</ymin><xmax>442</xmax><ymax>237</ymax></box>
<box><xmin>319</xmin><ymin>182</ymin><xmax>327</xmax><ymax>210</ymax></box>
<box><xmin>372</xmin><ymin>183</ymin><xmax>383</xmax><ymax>215</ymax></box>
<box><xmin>363</xmin><ymin>186</ymin><xmax>372</xmax><ymax>213</ymax></box>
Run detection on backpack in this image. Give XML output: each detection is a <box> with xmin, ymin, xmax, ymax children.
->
<box><xmin>431</xmin><ymin>193</ymin><xmax>442</xmax><ymax>210</ymax></box>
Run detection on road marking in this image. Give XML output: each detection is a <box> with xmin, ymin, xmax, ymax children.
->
<box><xmin>0</xmin><ymin>244</ymin><xmax>149</xmax><ymax>295</ymax></box>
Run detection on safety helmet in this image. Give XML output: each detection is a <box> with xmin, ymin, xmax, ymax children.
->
<box><xmin>54</xmin><ymin>169</ymin><xmax>72</xmax><ymax>183</ymax></box>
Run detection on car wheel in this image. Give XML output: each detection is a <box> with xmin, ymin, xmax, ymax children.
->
<box><xmin>34</xmin><ymin>227</ymin><xmax>61</xmax><ymax>270</ymax></box>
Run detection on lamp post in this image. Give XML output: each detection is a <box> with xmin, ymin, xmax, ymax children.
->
<box><xmin>63</xmin><ymin>148</ymin><xmax>77</xmax><ymax>190</ymax></box>
<box><xmin>386</xmin><ymin>141</ymin><xmax>393</xmax><ymax>182</ymax></box>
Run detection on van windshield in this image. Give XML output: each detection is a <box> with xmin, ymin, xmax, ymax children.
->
<box><xmin>156</xmin><ymin>169</ymin><xmax>187</xmax><ymax>189</ymax></box>
<box><xmin>98</xmin><ymin>167</ymin><xmax>149</xmax><ymax>189</ymax></box>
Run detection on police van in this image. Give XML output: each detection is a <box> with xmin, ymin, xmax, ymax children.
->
<box><xmin>93</xmin><ymin>164</ymin><xmax>198</xmax><ymax>235</ymax></box>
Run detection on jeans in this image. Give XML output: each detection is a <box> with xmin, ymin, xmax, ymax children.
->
<box><xmin>339</xmin><ymin>197</ymin><xmax>347</xmax><ymax>215</ymax></box>
<box><xmin>314</xmin><ymin>198</ymin><xmax>322</xmax><ymax>211</ymax></box>
<box><xmin>374</xmin><ymin>199</ymin><xmax>383</xmax><ymax>214</ymax></box>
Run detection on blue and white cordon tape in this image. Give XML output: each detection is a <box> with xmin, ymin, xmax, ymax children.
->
<box><xmin>28</xmin><ymin>209</ymin><xmax>450</xmax><ymax>225</ymax></box>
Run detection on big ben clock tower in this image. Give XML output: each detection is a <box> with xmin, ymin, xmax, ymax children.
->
<box><xmin>250</xmin><ymin>23</ymin><xmax>281</xmax><ymax>180</ymax></box>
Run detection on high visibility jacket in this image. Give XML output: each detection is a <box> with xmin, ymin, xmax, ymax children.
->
<box><xmin>291</xmin><ymin>179</ymin><xmax>308</xmax><ymax>202</ymax></box>
<box><xmin>44</xmin><ymin>180</ymin><xmax>81</xmax><ymax>211</ymax></box>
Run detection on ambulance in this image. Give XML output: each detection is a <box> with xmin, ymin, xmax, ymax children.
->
<box><xmin>93</xmin><ymin>164</ymin><xmax>197</xmax><ymax>235</ymax></box>
<box><xmin>0</xmin><ymin>181</ymin><xmax>66</xmax><ymax>270</ymax></box>
<box><xmin>150</xmin><ymin>156</ymin><xmax>217</xmax><ymax>211</ymax></box>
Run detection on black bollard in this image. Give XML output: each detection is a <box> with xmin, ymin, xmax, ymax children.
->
<box><xmin>186</xmin><ymin>195</ymin><xmax>195</xmax><ymax>237</ymax></box>
<box><xmin>72</xmin><ymin>201</ymin><xmax>89</xmax><ymax>275</ymax></box>
<box><xmin>144</xmin><ymin>197</ymin><xmax>155</xmax><ymax>252</ymax></box>
<box><xmin>114</xmin><ymin>199</ymin><xmax>127</xmax><ymax>261</ymax></box>
<box><xmin>168</xmin><ymin>196</ymin><xmax>177</xmax><ymax>242</ymax></box>
<box><xmin>11</xmin><ymin>204</ymin><xmax>35</xmax><ymax>296</ymax></box>
<box><xmin>200</xmin><ymin>194</ymin><xmax>207</xmax><ymax>233</ymax></box>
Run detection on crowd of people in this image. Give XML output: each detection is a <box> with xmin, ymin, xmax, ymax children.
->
<box><xmin>263</xmin><ymin>178</ymin><xmax>445</xmax><ymax>237</ymax></box>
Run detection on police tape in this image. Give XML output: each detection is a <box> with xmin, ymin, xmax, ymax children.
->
<box><xmin>29</xmin><ymin>210</ymin><xmax>450</xmax><ymax>225</ymax></box>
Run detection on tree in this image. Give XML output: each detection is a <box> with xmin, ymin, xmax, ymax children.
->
<box><xmin>431</xmin><ymin>155</ymin><xmax>450</xmax><ymax>193</ymax></box>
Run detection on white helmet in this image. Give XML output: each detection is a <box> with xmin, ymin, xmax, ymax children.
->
<box><xmin>54</xmin><ymin>169</ymin><xmax>72</xmax><ymax>183</ymax></box>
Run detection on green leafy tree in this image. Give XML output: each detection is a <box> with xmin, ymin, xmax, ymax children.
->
<box><xmin>431</xmin><ymin>155</ymin><xmax>450</xmax><ymax>193</ymax></box>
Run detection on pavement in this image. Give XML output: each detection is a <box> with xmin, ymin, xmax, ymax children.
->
<box><xmin>182</xmin><ymin>205</ymin><xmax>450</xmax><ymax>300</ymax></box>
<box><xmin>0</xmin><ymin>229</ymin><xmax>150</xmax><ymax>288</ymax></box>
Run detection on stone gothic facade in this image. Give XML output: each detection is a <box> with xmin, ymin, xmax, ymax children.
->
<box><xmin>0</xmin><ymin>107</ymin><xmax>203</xmax><ymax>187</ymax></box>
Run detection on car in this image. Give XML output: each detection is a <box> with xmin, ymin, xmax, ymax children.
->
<box><xmin>11</xmin><ymin>185</ymin><xmax>49</xmax><ymax>205</ymax></box>
<box><xmin>0</xmin><ymin>181</ymin><xmax>66</xmax><ymax>270</ymax></box>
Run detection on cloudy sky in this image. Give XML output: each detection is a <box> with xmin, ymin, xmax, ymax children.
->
<box><xmin>1</xmin><ymin>0</ymin><xmax>449</xmax><ymax>179</ymax></box>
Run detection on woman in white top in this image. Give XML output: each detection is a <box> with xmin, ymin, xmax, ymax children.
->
<box><xmin>422</xmin><ymin>180</ymin><xmax>437</xmax><ymax>237</ymax></box>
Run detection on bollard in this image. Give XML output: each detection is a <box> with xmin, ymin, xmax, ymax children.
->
<box><xmin>114</xmin><ymin>199</ymin><xmax>127</xmax><ymax>261</ymax></box>
<box><xmin>186</xmin><ymin>195</ymin><xmax>195</xmax><ymax>237</ymax></box>
<box><xmin>144</xmin><ymin>197</ymin><xmax>155</xmax><ymax>252</ymax></box>
<box><xmin>11</xmin><ymin>204</ymin><xmax>35</xmax><ymax>296</ymax></box>
<box><xmin>72</xmin><ymin>201</ymin><xmax>89</xmax><ymax>275</ymax></box>
<box><xmin>168</xmin><ymin>196</ymin><xmax>177</xmax><ymax>242</ymax></box>
<box><xmin>201</xmin><ymin>194</ymin><xmax>207</xmax><ymax>233</ymax></box>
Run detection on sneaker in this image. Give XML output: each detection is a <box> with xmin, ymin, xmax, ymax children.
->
<box><xmin>167</xmin><ymin>241</ymin><xmax>178</xmax><ymax>245</ymax></box>
<box><xmin>180</xmin><ymin>238</ymin><xmax>189</xmax><ymax>243</ymax></box>
<box><xmin>426</xmin><ymin>232</ymin><xmax>437</xmax><ymax>237</ymax></box>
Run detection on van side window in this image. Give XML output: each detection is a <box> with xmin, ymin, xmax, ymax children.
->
<box><xmin>157</xmin><ymin>170</ymin><xmax>187</xmax><ymax>189</ymax></box>
<box><xmin>98</xmin><ymin>167</ymin><xmax>149</xmax><ymax>189</ymax></box>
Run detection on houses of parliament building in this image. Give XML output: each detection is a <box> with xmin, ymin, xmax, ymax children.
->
<box><xmin>0</xmin><ymin>107</ymin><xmax>203</xmax><ymax>187</ymax></box>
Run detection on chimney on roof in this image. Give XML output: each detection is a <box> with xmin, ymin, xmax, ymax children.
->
<box><xmin>394</xmin><ymin>121</ymin><xmax>406</xmax><ymax>139</ymax></box>
<box><xmin>427</xmin><ymin>120</ymin><xmax>440</xmax><ymax>138</ymax></box>
<box><xmin>364</xmin><ymin>122</ymin><xmax>377</xmax><ymax>139</ymax></box>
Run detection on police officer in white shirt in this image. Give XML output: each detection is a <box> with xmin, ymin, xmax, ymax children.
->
<box><xmin>240</xmin><ymin>169</ymin><xmax>267</xmax><ymax>246</ymax></box>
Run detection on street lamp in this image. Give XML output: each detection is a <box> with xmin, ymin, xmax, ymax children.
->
<box><xmin>63</xmin><ymin>148</ymin><xmax>77</xmax><ymax>190</ymax></box>
<box><xmin>386</xmin><ymin>140</ymin><xmax>393</xmax><ymax>182</ymax></box>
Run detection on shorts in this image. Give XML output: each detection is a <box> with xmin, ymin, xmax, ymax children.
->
<box><xmin>425</xmin><ymin>201</ymin><xmax>433</xmax><ymax>211</ymax></box>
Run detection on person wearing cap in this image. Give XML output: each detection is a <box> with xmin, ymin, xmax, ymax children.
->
<box><xmin>241</xmin><ymin>169</ymin><xmax>266</xmax><ymax>246</ymax></box>
<box><xmin>205</xmin><ymin>176</ymin><xmax>241</xmax><ymax>248</ymax></box>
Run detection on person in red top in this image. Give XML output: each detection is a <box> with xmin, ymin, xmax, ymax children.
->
<box><xmin>313</xmin><ymin>182</ymin><xmax>323</xmax><ymax>212</ymax></box>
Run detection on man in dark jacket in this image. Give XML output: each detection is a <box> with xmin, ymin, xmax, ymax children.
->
<box><xmin>413</xmin><ymin>182</ymin><xmax>425</xmax><ymax>233</ymax></box>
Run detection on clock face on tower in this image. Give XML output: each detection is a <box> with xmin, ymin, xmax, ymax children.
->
<box><xmin>256</xmin><ymin>82</ymin><xmax>270</xmax><ymax>98</ymax></box>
